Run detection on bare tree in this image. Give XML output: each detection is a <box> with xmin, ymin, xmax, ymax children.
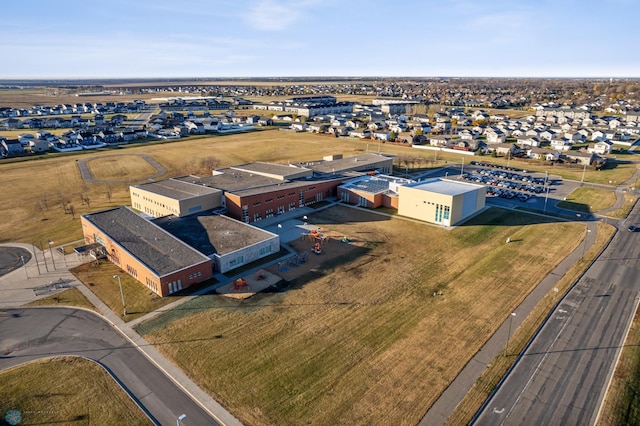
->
<box><xmin>68</xmin><ymin>204</ymin><xmax>76</xmax><ymax>219</ymax></box>
<box><xmin>106</xmin><ymin>185</ymin><xmax>113</xmax><ymax>202</ymax></box>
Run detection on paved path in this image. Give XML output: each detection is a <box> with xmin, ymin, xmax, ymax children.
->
<box><xmin>0</xmin><ymin>243</ymin><xmax>242</xmax><ymax>426</ymax></box>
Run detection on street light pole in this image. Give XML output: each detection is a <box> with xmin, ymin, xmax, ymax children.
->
<box><xmin>505</xmin><ymin>312</ymin><xmax>516</xmax><ymax>357</ymax></box>
<box><xmin>48</xmin><ymin>240</ymin><xmax>56</xmax><ymax>270</ymax></box>
<box><xmin>543</xmin><ymin>186</ymin><xmax>550</xmax><ymax>213</ymax></box>
<box><xmin>20</xmin><ymin>255</ymin><xmax>28</xmax><ymax>278</ymax></box>
<box><xmin>581</xmin><ymin>161</ymin><xmax>587</xmax><ymax>183</ymax></box>
<box><xmin>177</xmin><ymin>413</ymin><xmax>187</xmax><ymax>426</ymax></box>
<box><xmin>113</xmin><ymin>274</ymin><xmax>126</xmax><ymax>316</ymax></box>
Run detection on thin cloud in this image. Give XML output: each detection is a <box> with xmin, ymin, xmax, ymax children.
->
<box><xmin>244</xmin><ymin>0</ymin><xmax>318</xmax><ymax>31</ymax></box>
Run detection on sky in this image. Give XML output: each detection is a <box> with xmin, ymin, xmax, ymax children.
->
<box><xmin>1</xmin><ymin>0</ymin><xmax>639</xmax><ymax>79</ymax></box>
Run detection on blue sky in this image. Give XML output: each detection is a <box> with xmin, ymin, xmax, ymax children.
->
<box><xmin>2</xmin><ymin>0</ymin><xmax>638</xmax><ymax>79</ymax></box>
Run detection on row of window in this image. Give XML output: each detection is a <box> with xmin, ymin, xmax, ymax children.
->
<box><xmin>189</xmin><ymin>271</ymin><xmax>203</xmax><ymax>280</ymax></box>
<box><xmin>168</xmin><ymin>279</ymin><xmax>182</xmax><ymax>294</ymax></box>
<box><xmin>126</xmin><ymin>264</ymin><xmax>138</xmax><ymax>278</ymax></box>
<box><xmin>145</xmin><ymin>277</ymin><xmax>159</xmax><ymax>294</ymax></box>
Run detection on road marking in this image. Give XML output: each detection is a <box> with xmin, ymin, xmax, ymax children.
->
<box><xmin>493</xmin><ymin>407</ymin><xmax>505</xmax><ymax>414</ymax></box>
<box><xmin>500</xmin><ymin>307</ymin><xmax>575</xmax><ymax>426</ymax></box>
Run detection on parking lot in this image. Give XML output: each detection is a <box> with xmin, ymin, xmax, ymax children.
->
<box><xmin>461</xmin><ymin>163</ymin><xmax>549</xmax><ymax>202</ymax></box>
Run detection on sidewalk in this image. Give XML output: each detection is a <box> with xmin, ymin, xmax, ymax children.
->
<box><xmin>419</xmin><ymin>220</ymin><xmax>599</xmax><ymax>425</ymax></box>
<box><xmin>0</xmin><ymin>243</ymin><xmax>242</xmax><ymax>426</ymax></box>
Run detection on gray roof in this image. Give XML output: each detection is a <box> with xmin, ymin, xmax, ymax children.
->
<box><xmin>174</xmin><ymin>169</ymin><xmax>281</xmax><ymax>192</ymax></box>
<box><xmin>306</xmin><ymin>153</ymin><xmax>392</xmax><ymax>174</ymax></box>
<box><xmin>407</xmin><ymin>178</ymin><xmax>484</xmax><ymax>196</ymax></box>
<box><xmin>83</xmin><ymin>206</ymin><xmax>210</xmax><ymax>277</ymax></box>
<box><xmin>228</xmin><ymin>176</ymin><xmax>346</xmax><ymax>197</ymax></box>
<box><xmin>154</xmin><ymin>213</ymin><xmax>276</xmax><ymax>256</ymax></box>
<box><xmin>133</xmin><ymin>178</ymin><xmax>221</xmax><ymax>200</ymax></box>
<box><xmin>230</xmin><ymin>162</ymin><xmax>312</xmax><ymax>179</ymax></box>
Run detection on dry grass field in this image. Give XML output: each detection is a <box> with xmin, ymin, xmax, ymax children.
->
<box><xmin>86</xmin><ymin>154</ymin><xmax>158</xmax><ymax>181</ymax></box>
<box><xmin>27</xmin><ymin>286</ymin><xmax>95</xmax><ymax>310</ymax></box>
<box><xmin>136</xmin><ymin>205</ymin><xmax>583</xmax><ymax>426</ymax></box>
<box><xmin>0</xmin><ymin>356</ymin><xmax>152</xmax><ymax>425</ymax></box>
<box><xmin>447</xmin><ymin>221</ymin><xmax>616</xmax><ymax>425</ymax></box>
<box><xmin>557</xmin><ymin>186</ymin><xmax>617</xmax><ymax>213</ymax></box>
<box><xmin>69</xmin><ymin>261</ymin><xmax>188</xmax><ymax>322</ymax></box>
<box><xmin>0</xmin><ymin>129</ymin><xmax>427</xmax><ymax>247</ymax></box>
<box><xmin>597</xmin><ymin>308</ymin><xmax>640</xmax><ymax>426</ymax></box>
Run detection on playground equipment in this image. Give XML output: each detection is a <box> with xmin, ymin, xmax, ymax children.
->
<box><xmin>233</xmin><ymin>278</ymin><xmax>249</xmax><ymax>291</ymax></box>
<box><xmin>341</xmin><ymin>236</ymin><xmax>350</xmax><ymax>243</ymax></box>
<box><xmin>312</xmin><ymin>242</ymin><xmax>322</xmax><ymax>255</ymax></box>
<box><xmin>254</xmin><ymin>269</ymin><xmax>267</xmax><ymax>280</ymax></box>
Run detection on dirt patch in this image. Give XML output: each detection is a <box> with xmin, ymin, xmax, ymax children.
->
<box><xmin>267</xmin><ymin>231</ymin><xmax>367</xmax><ymax>282</ymax></box>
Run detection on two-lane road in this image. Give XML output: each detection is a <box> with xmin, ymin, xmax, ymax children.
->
<box><xmin>474</xmin><ymin>218</ymin><xmax>640</xmax><ymax>425</ymax></box>
<box><xmin>0</xmin><ymin>307</ymin><xmax>219</xmax><ymax>426</ymax></box>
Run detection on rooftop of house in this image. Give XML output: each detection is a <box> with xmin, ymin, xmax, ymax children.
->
<box><xmin>132</xmin><ymin>178</ymin><xmax>222</xmax><ymax>200</ymax></box>
<box><xmin>153</xmin><ymin>213</ymin><xmax>276</xmax><ymax>256</ymax></box>
<box><xmin>82</xmin><ymin>206</ymin><xmax>210</xmax><ymax>276</ymax></box>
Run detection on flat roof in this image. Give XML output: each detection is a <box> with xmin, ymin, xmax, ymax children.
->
<box><xmin>174</xmin><ymin>169</ymin><xmax>281</xmax><ymax>192</ymax></box>
<box><xmin>231</xmin><ymin>162</ymin><xmax>312</xmax><ymax>179</ymax></box>
<box><xmin>82</xmin><ymin>206</ymin><xmax>209</xmax><ymax>276</ymax></box>
<box><xmin>340</xmin><ymin>175</ymin><xmax>412</xmax><ymax>195</ymax></box>
<box><xmin>228</xmin><ymin>176</ymin><xmax>346</xmax><ymax>197</ymax></box>
<box><xmin>133</xmin><ymin>178</ymin><xmax>221</xmax><ymax>200</ymax></box>
<box><xmin>306</xmin><ymin>153</ymin><xmax>392</xmax><ymax>174</ymax></box>
<box><xmin>153</xmin><ymin>213</ymin><xmax>276</xmax><ymax>256</ymax></box>
<box><xmin>407</xmin><ymin>178</ymin><xmax>484</xmax><ymax>196</ymax></box>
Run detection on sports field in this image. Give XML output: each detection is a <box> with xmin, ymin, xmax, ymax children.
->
<box><xmin>136</xmin><ymin>205</ymin><xmax>583</xmax><ymax>425</ymax></box>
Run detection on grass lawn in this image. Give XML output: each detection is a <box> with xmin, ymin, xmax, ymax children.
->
<box><xmin>608</xmin><ymin>193</ymin><xmax>639</xmax><ymax>219</ymax></box>
<box><xmin>69</xmin><ymin>261</ymin><xmax>193</xmax><ymax>322</ymax></box>
<box><xmin>0</xmin><ymin>356</ymin><xmax>152</xmax><ymax>425</ymax></box>
<box><xmin>597</xmin><ymin>308</ymin><xmax>640</xmax><ymax>426</ymax></box>
<box><xmin>27</xmin><ymin>286</ymin><xmax>95</xmax><ymax>310</ymax></box>
<box><xmin>136</xmin><ymin>205</ymin><xmax>583</xmax><ymax>426</ymax></box>
<box><xmin>557</xmin><ymin>186</ymin><xmax>617</xmax><ymax>213</ymax></box>
<box><xmin>448</xmin><ymin>221</ymin><xmax>616</xmax><ymax>425</ymax></box>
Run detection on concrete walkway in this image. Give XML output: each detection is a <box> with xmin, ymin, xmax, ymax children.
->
<box><xmin>420</xmin><ymin>219</ymin><xmax>600</xmax><ymax>425</ymax></box>
<box><xmin>0</xmin><ymin>243</ymin><xmax>242</xmax><ymax>426</ymax></box>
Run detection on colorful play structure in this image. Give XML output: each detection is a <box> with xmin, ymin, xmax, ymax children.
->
<box><xmin>312</xmin><ymin>242</ymin><xmax>322</xmax><ymax>255</ymax></box>
<box><xmin>302</xmin><ymin>228</ymin><xmax>329</xmax><ymax>244</ymax></box>
<box><xmin>233</xmin><ymin>278</ymin><xmax>249</xmax><ymax>291</ymax></box>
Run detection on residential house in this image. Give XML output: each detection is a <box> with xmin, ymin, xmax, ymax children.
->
<box><xmin>485</xmin><ymin>129</ymin><xmax>506</xmax><ymax>144</ymax></box>
<box><xmin>516</xmin><ymin>136</ymin><xmax>541</xmax><ymax>148</ymax></box>
<box><xmin>550</xmin><ymin>138</ymin><xmax>572</xmax><ymax>151</ymax></box>
<box><xmin>528</xmin><ymin>147</ymin><xmax>559</xmax><ymax>161</ymax></box>
<box><xmin>429</xmin><ymin>135</ymin><xmax>452</xmax><ymax>147</ymax></box>
<box><xmin>588</xmin><ymin>140</ymin><xmax>613</xmax><ymax>155</ymax></box>
<box><xmin>290</xmin><ymin>122</ymin><xmax>309</xmax><ymax>132</ymax></box>
<box><xmin>564</xmin><ymin>151</ymin><xmax>599</xmax><ymax>165</ymax></box>
<box><xmin>493</xmin><ymin>143</ymin><xmax>521</xmax><ymax>156</ymax></box>
<box><xmin>349</xmin><ymin>128</ymin><xmax>371</xmax><ymax>139</ymax></box>
<box><xmin>1</xmin><ymin>139</ymin><xmax>24</xmax><ymax>155</ymax></box>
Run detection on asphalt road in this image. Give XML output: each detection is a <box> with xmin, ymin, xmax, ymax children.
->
<box><xmin>0</xmin><ymin>247</ymin><xmax>31</xmax><ymax>277</ymax></box>
<box><xmin>0</xmin><ymin>307</ymin><xmax>219</xmax><ymax>426</ymax></box>
<box><xmin>474</xmin><ymin>213</ymin><xmax>640</xmax><ymax>425</ymax></box>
